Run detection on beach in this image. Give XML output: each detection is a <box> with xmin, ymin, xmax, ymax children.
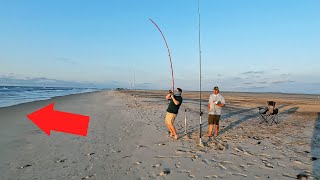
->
<box><xmin>0</xmin><ymin>90</ymin><xmax>319</xmax><ymax>179</ymax></box>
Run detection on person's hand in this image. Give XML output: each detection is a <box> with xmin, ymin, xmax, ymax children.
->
<box><xmin>214</xmin><ymin>101</ymin><xmax>218</xmax><ymax>104</ymax></box>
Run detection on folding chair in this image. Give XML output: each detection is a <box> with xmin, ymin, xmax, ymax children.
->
<box><xmin>258</xmin><ymin>101</ymin><xmax>279</xmax><ymax>125</ymax></box>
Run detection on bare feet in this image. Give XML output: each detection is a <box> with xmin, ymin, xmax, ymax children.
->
<box><xmin>173</xmin><ymin>135</ymin><xmax>178</xmax><ymax>140</ymax></box>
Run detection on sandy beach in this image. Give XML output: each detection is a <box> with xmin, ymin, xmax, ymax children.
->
<box><xmin>0</xmin><ymin>90</ymin><xmax>319</xmax><ymax>179</ymax></box>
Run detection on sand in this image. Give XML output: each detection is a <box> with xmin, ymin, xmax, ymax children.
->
<box><xmin>0</xmin><ymin>90</ymin><xmax>319</xmax><ymax>179</ymax></box>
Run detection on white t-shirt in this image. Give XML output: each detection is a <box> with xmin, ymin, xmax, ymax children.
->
<box><xmin>208</xmin><ymin>93</ymin><xmax>225</xmax><ymax>115</ymax></box>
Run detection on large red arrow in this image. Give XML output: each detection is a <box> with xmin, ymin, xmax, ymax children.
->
<box><xmin>27</xmin><ymin>103</ymin><xmax>89</xmax><ymax>136</ymax></box>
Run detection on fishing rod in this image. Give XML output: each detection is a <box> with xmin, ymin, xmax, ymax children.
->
<box><xmin>198</xmin><ymin>0</ymin><xmax>204</xmax><ymax>147</ymax></box>
<box><xmin>149</xmin><ymin>19</ymin><xmax>175</xmax><ymax>92</ymax></box>
<box><xmin>133</xmin><ymin>65</ymin><xmax>137</xmax><ymax>104</ymax></box>
<box><xmin>128</xmin><ymin>66</ymin><xmax>133</xmax><ymax>96</ymax></box>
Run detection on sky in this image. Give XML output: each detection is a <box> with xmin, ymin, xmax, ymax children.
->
<box><xmin>0</xmin><ymin>0</ymin><xmax>319</xmax><ymax>94</ymax></box>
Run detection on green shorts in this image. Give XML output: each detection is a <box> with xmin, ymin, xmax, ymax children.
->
<box><xmin>208</xmin><ymin>114</ymin><xmax>221</xmax><ymax>125</ymax></box>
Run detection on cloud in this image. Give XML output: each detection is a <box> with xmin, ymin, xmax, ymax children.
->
<box><xmin>241</xmin><ymin>71</ymin><xmax>265</xmax><ymax>75</ymax></box>
<box><xmin>271</xmin><ymin>80</ymin><xmax>295</xmax><ymax>84</ymax></box>
<box><xmin>54</xmin><ymin>57</ymin><xmax>76</xmax><ymax>64</ymax></box>
<box><xmin>280</xmin><ymin>73</ymin><xmax>290</xmax><ymax>77</ymax></box>
<box><xmin>231</xmin><ymin>77</ymin><xmax>242</xmax><ymax>80</ymax></box>
<box><xmin>112</xmin><ymin>80</ymin><xmax>120</xmax><ymax>84</ymax></box>
<box><xmin>1</xmin><ymin>73</ymin><xmax>18</xmax><ymax>79</ymax></box>
<box><xmin>246</xmin><ymin>86</ymin><xmax>268</xmax><ymax>89</ymax></box>
<box><xmin>245</xmin><ymin>75</ymin><xmax>261</xmax><ymax>79</ymax></box>
<box><xmin>135</xmin><ymin>83</ymin><xmax>153</xmax><ymax>88</ymax></box>
<box><xmin>0</xmin><ymin>73</ymin><xmax>148</xmax><ymax>89</ymax></box>
<box><xmin>136</xmin><ymin>83</ymin><xmax>152</xmax><ymax>86</ymax></box>
<box><xmin>0</xmin><ymin>76</ymin><xmax>96</xmax><ymax>88</ymax></box>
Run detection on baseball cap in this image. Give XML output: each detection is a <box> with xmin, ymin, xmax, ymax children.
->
<box><xmin>213</xmin><ymin>86</ymin><xmax>219</xmax><ymax>90</ymax></box>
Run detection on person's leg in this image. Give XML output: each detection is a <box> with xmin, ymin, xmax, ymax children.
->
<box><xmin>214</xmin><ymin>115</ymin><xmax>221</xmax><ymax>137</ymax></box>
<box><xmin>169</xmin><ymin>124</ymin><xmax>178</xmax><ymax>139</ymax></box>
<box><xmin>166</xmin><ymin>123</ymin><xmax>173</xmax><ymax>137</ymax></box>
<box><xmin>207</xmin><ymin>125</ymin><xmax>213</xmax><ymax>137</ymax></box>
<box><xmin>207</xmin><ymin>115</ymin><xmax>214</xmax><ymax>137</ymax></box>
<box><xmin>214</xmin><ymin>125</ymin><xmax>219</xmax><ymax>136</ymax></box>
<box><xmin>169</xmin><ymin>114</ymin><xmax>178</xmax><ymax>139</ymax></box>
<box><xmin>165</xmin><ymin>113</ymin><xmax>173</xmax><ymax>136</ymax></box>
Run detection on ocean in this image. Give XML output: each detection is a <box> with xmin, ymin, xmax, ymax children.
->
<box><xmin>0</xmin><ymin>86</ymin><xmax>100</xmax><ymax>108</ymax></box>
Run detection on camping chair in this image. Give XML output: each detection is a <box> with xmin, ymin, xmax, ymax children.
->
<box><xmin>258</xmin><ymin>101</ymin><xmax>279</xmax><ymax>125</ymax></box>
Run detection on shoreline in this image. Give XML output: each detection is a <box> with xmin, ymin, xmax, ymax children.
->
<box><xmin>0</xmin><ymin>90</ymin><xmax>102</xmax><ymax>109</ymax></box>
<box><xmin>1</xmin><ymin>88</ymin><xmax>319</xmax><ymax>110</ymax></box>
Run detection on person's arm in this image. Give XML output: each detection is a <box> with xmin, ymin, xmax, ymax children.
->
<box><xmin>215</xmin><ymin>102</ymin><xmax>225</xmax><ymax>107</ymax></box>
<box><xmin>166</xmin><ymin>93</ymin><xmax>171</xmax><ymax>100</ymax></box>
<box><xmin>215</xmin><ymin>97</ymin><xmax>225</xmax><ymax>107</ymax></box>
<box><xmin>208</xmin><ymin>95</ymin><xmax>212</xmax><ymax>110</ymax></box>
<box><xmin>171</xmin><ymin>95</ymin><xmax>180</xmax><ymax>105</ymax></box>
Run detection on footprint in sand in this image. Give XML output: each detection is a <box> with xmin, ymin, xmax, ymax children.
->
<box><xmin>19</xmin><ymin>164</ymin><xmax>32</xmax><ymax>169</ymax></box>
<box><xmin>152</xmin><ymin>163</ymin><xmax>161</xmax><ymax>168</ymax></box>
<box><xmin>175</xmin><ymin>162</ymin><xmax>180</xmax><ymax>168</ymax></box>
<box><xmin>136</xmin><ymin>145</ymin><xmax>147</xmax><ymax>148</ymax></box>
<box><xmin>204</xmin><ymin>175</ymin><xmax>218</xmax><ymax>178</ymax></box>
<box><xmin>85</xmin><ymin>164</ymin><xmax>93</xmax><ymax>171</ymax></box>
<box><xmin>87</xmin><ymin>153</ymin><xmax>95</xmax><ymax>156</ymax></box>
<box><xmin>159</xmin><ymin>168</ymin><xmax>170</xmax><ymax>176</ymax></box>
<box><xmin>82</xmin><ymin>174</ymin><xmax>95</xmax><ymax>179</ymax></box>
<box><xmin>55</xmin><ymin>158</ymin><xmax>67</xmax><ymax>163</ymax></box>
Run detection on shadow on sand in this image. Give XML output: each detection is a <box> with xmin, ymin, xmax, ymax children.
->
<box><xmin>312</xmin><ymin>112</ymin><xmax>320</xmax><ymax>178</ymax></box>
<box><xmin>280</xmin><ymin>107</ymin><xmax>299</xmax><ymax>115</ymax></box>
<box><xmin>219</xmin><ymin>111</ymin><xmax>258</xmax><ymax>135</ymax></box>
<box><xmin>184</xmin><ymin>103</ymin><xmax>290</xmax><ymax>137</ymax></box>
<box><xmin>219</xmin><ymin>104</ymin><xmax>289</xmax><ymax>135</ymax></box>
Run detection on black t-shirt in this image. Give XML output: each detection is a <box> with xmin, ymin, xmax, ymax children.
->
<box><xmin>166</xmin><ymin>95</ymin><xmax>183</xmax><ymax>114</ymax></box>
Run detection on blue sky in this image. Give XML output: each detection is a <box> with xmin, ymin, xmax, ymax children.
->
<box><xmin>0</xmin><ymin>0</ymin><xmax>319</xmax><ymax>94</ymax></box>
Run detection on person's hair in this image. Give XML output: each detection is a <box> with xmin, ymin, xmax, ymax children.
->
<box><xmin>177</xmin><ymin>88</ymin><xmax>182</xmax><ymax>93</ymax></box>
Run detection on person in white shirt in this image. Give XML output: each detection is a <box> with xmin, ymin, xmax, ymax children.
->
<box><xmin>207</xmin><ymin>86</ymin><xmax>225</xmax><ymax>137</ymax></box>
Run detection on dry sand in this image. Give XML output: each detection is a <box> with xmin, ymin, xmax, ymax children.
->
<box><xmin>0</xmin><ymin>90</ymin><xmax>319</xmax><ymax>179</ymax></box>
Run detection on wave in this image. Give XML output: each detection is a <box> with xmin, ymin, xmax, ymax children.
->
<box><xmin>0</xmin><ymin>86</ymin><xmax>99</xmax><ymax>108</ymax></box>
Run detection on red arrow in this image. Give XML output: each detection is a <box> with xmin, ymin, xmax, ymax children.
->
<box><xmin>27</xmin><ymin>102</ymin><xmax>89</xmax><ymax>136</ymax></box>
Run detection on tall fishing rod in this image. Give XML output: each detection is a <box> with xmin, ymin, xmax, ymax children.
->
<box><xmin>149</xmin><ymin>19</ymin><xmax>175</xmax><ymax>92</ymax></box>
<box><xmin>198</xmin><ymin>0</ymin><xmax>204</xmax><ymax>147</ymax></box>
<box><xmin>133</xmin><ymin>65</ymin><xmax>136</xmax><ymax>91</ymax></box>
<box><xmin>133</xmin><ymin>65</ymin><xmax>137</xmax><ymax>104</ymax></box>
<box><xmin>128</xmin><ymin>66</ymin><xmax>133</xmax><ymax>96</ymax></box>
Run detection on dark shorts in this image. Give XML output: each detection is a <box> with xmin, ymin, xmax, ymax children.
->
<box><xmin>208</xmin><ymin>115</ymin><xmax>221</xmax><ymax>125</ymax></box>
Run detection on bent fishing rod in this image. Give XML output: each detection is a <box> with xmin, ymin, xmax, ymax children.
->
<box><xmin>149</xmin><ymin>19</ymin><xmax>175</xmax><ymax>93</ymax></box>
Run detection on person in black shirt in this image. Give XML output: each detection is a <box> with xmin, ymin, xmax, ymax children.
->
<box><xmin>165</xmin><ymin>88</ymin><xmax>183</xmax><ymax>140</ymax></box>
